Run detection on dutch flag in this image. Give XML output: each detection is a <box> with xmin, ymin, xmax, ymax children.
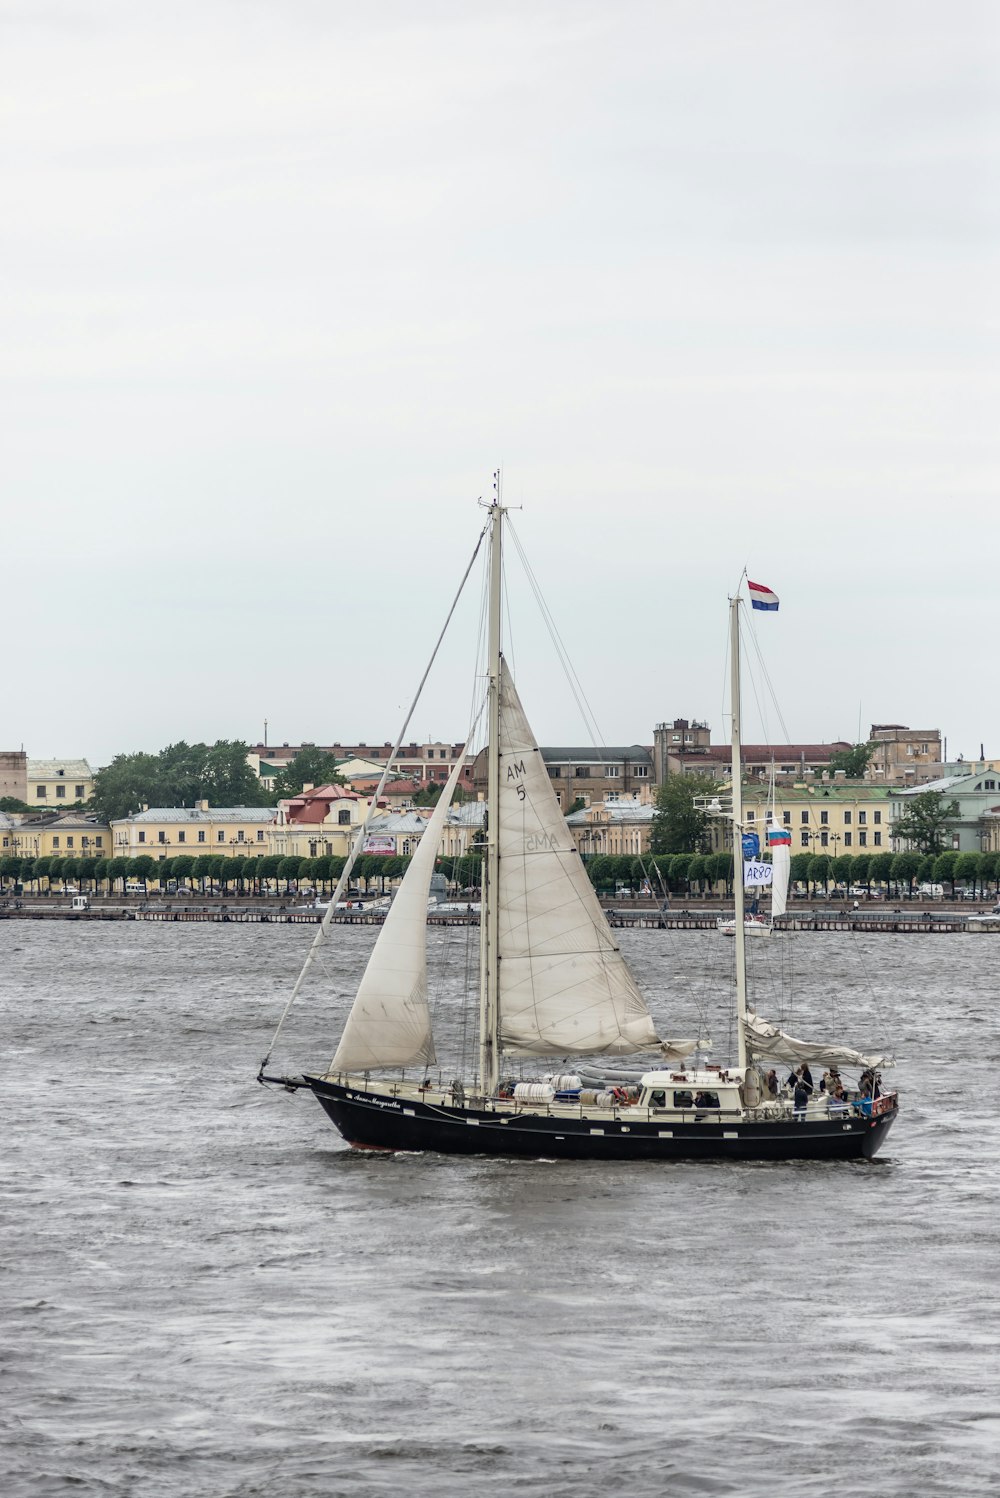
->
<box><xmin>748</xmin><ymin>580</ymin><xmax>779</xmax><ymax>611</ymax></box>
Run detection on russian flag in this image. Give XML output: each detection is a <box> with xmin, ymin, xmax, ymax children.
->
<box><xmin>748</xmin><ymin>579</ymin><xmax>779</xmax><ymax>611</ymax></box>
<box><xmin>767</xmin><ymin>826</ymin><xmax>792</xmax><ymax>847</ymax></box>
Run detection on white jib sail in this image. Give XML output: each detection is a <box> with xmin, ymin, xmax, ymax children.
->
<box><xmin>495</xmin><ymin>663</ymin><xmax>660</xmax><ymax>1056</ymax></box>
<box><xmin>744</xmin><ymin>1011</ymin><xmax>887</xmax><ymax>1071</ymax></box>
<box><xmin>330</xmin><ymin>748</ymin><xmax>467</xmax><ymax>1073</ymax></box>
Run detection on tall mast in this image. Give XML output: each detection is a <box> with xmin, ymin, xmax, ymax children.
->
<box><xmin>729</xmin><ymin>593</ymin><xmax>749</xmax><ymax>1072</ymax></box>
<box><xmin>479</xmin><ymin>486</ymin><xmax>503</xmax><ymax>1096</ymax></box>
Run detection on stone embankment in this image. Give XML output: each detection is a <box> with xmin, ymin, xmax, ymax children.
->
<box><xmin>2</xmin><ymin>895</ymin><xmax>998</xmax><ymax>933</ymax></box>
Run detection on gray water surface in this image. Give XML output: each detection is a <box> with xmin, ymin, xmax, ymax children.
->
<box><xmin>3</xmin><ymin>923</ymin><xmax>998</xmax><ymax>1497</ymax></box>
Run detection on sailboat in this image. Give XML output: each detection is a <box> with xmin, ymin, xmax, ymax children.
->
<box><xmin>716</xmin><ymin>772</ymin><xmax>791</xmax><ymax>937</ymax></box>
<box><xmin>259</xmin><ymin>503</ymin><xmax>898</xmax><ymax>1161</ymax></box>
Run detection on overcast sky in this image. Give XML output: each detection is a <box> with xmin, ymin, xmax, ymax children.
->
<box><xmin>4</xmin><ymin>0</ymin><xmax>998</xmax><ymax>770</ymax></box>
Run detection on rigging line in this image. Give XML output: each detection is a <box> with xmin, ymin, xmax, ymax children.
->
<box><xmin>505</xmin><ymin>519</ymin><xmax>606</xmax><ymax>752</ymax></box>
<box><xmin>742</xmin><ymin>610</ymin><xmax>792</xmax><ymax>749</ymax></box>
<box><xmin>257</xmin><ymin>519</ymin><xmax>489</xmax><ymax>1078</ymax></box>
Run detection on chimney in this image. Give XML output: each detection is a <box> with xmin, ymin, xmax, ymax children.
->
<box><xmin>198</xmin><ymin>799</ymin><xmax>210</xmax><ymax>812</ymax></box>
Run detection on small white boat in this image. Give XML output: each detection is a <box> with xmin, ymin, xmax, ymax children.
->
<box><xmin>717</xmin><ymin>913</ymin><xmax>773</xmax><ymax>937</ymax></box>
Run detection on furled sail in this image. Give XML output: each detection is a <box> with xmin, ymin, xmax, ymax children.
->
<box><xmin>331</xmin><ymin>749</ymin><xmax>467</xmax><ymax>1073</ymax></box>
<box><xmin>744</xmin><ymin>1011</ymin><xmax>887</xmax><ymax>1070</ymax></box>
<box><xmin>767</xmin><ymin>827</ymin><xmax>791</xmax><ymax>919</ymax></box>
<box><xmin>495</xmin><ymin>662</ymin><xmax>661</xmax><ymax>1056</ymax></box>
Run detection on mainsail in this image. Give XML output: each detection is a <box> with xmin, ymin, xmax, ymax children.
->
<box><xmin>330</xmin><ymin>750</ymin><xmax>467</xmax><ymax>1073</ymax></box>
<box><xmin>495</xmin><ymin>662</ymin><xmax>660</xmax><ymax>1056</ymax></box>
<box><xmin>744</xmin><ymin>1011</ymin><xmax>887</xmax><ymax>1070</ymax></box>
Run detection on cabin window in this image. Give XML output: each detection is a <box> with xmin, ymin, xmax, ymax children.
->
<box><xmin>673</xmin><ymin>1090</ymin><xmax>694</xmax><ymax>1108</ymax></box>
<box><xmin>649</xmin><ymin>1090</ymin><xmax>666</xmax><ymax>1108</ymax></box>
<box><xmin>694</xmin><ymin>1090</ymin><xmax>720</xmax><ymax>1109</ymax></box>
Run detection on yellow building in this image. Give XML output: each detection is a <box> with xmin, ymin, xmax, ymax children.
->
<box><xmin>9</xmin><ymin>812</ymin><xmax>111</xmax><ymax>861</ymax></box>
<box><xmin>738</xmin><ymin>779</ymin><xmax>895</xmax><ymax>856</ymax></box>
<box><xmin>272</xmin><ymin>784</ymin><xmax>376</xmax><ymax>860</ymax></box>
<box><xmin>111</xmin><ymin>802</ymin><xmax>277</xmax><ymax>861</ymax></box>
<box><xmin>27</xmin><ymin>758</ymin><xmax>94</xmax><ymax>807</ymax></box>
<box><xmin>566</xmin><ymin>799</ymin><xmax>656</xmax><ymax>858</ymax></box>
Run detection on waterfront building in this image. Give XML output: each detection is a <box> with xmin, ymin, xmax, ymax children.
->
<box><xmin>9</xmin><ymin>812</ymin><xmax>110</xmax><ymax>862</ymax></box>
<box><xmin>565</xmin><ymin>799</ymin><xmax>657</xmax><ymax>859</ymax></box>
<box><xmin>867</xmin><ymin>725</ymin><xmax>944</xmax><ymax>785</ymax></box>
<box><xmin>248</xmin><ymin>739</ymin><xmax>475</xmax><ymax>790</ymax></box>
<box><xmin>111</xmin><ymin>803</ymin><xmax>277</xmax><ymax>861</ymax></box>
<box><xmin>890</xmin><ymin>771</ymin><xmax>1000</xmax><ymax>855</ymax></box>
<box><xmin>472</xmin><ymin>743</ymin><xmax>655</xmax><ymax>808</ymax></box>
<box><xmin>440</xmin><ymin>800</ymin><xmax>486</xmax><ymax>859</ymax></box>
<box><xmin>27</xmin><ymin>758</ymin><xmax>94</xmax><ymax>807</ymax></box>
<box><xmin>0</xmin><ymin>750</ymin><xmax>28</xmax><ymax>803</ymax></box>
<box><xmin>273</xmin><ymin>784</ymin><xmax>373</xmax><ymax>860</ymax></box>
<box><xmin>360</xmin><ymin>810</ymin><xmax>432</xmax><ymax>858</ymax></box>
<box><xmin>653</xmin><ymin>725</ymin><xmax>853</xmax><ymax>783</ymax></box>
<box><xmin>711</xmin><ymin>780</ymin><xmax>896</xmax><ymax>856</ymax></box>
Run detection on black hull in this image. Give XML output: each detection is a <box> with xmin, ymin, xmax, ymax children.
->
<box><xmin>303</xmin><ymin>1077</ymin><xmax>897</xmax><ymax>1163</ymax></box>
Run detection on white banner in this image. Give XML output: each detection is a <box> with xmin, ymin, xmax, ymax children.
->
<box><xmin>743</xmin><ymin>859</ymin><xmax>774</xmax><ymax>887</ymax></box>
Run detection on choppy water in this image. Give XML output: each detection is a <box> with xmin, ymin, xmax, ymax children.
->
<box><xmin>3</xmin><ymin>922</ymin><xmax>999</xmax><ymax>1497</ymax></box>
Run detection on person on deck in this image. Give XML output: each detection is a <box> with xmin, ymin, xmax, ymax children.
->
<box><xmin>793</xmin><ymin>1074</ymin><xmax>811</xmax><ymax>1121</ymax></box>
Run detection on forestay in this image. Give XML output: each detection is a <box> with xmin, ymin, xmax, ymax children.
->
<box><xmin>330</xmin><ymin>750</ymin><xmax>467</xmax><ymax>1073</ymax></box>
<box><xmin>495</xmin><ymin>663</ymin><xmax>661</xmax><ymax>1056</ymax></box>
<box><xmin>745</xmin><ymin>1011</ymin><xmax>887</xmax><ymax>1071</ymax></box>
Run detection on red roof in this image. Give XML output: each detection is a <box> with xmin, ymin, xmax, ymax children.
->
<box><xmin>284</xmin><ymin>783</ymin><xmax>361</xmax><ymax>825</ymax></box>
